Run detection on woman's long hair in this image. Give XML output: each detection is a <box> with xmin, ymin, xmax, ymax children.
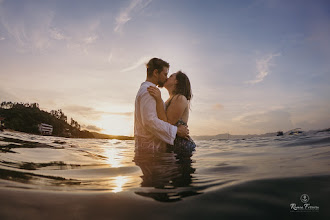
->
<box><xmin>173</xmin><ymin>71</ymin><xmax>192</xmax><ymax>101</ymax></box>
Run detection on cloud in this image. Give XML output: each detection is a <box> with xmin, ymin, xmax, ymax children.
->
<box><xmin>234</xmin><ymin>109</ymin><xmax>294</xmax><ymax>133</ymax></box>
<box><xmin>0</xmin><ymin>37</ymin><xmax>4</xmax><ymax>40</ymax></box>
<box><xmin>108</xmin><ymin>52</ymin><xmax>113</xmax><ymax>63</ymax></box>
<box><xmin>65</xmin><ymin>34</ymin><xmax>98</xmax><ymax>55</ymax></box>
<box><xmin>212</xmin><ymin>103</ymin><xmax>224</xmax><ymax>110</ymax></box>
<box><xmin>0</xmin><ymin>88</ymin><xmax>20</xmax><ymax>102</ymax></box>
<box><xmin>0</xmin><ymin>2</ymin><xmax>96</xmax><ymax>53</ymax></box>
<box><xmin>83</xmin><ymin>35</ymin><xmax>98</xmax><ymax>44</ymax></box>
<box><xmin>49</xmin><ymin>27</ymin><xmax>67</xmax><ymax>40</ymax></box>
<box><xmin>246</xmin><ymin>53</ymin><xmax>280</xmax><ymax>84</ymax></box>
<box><xmin>63</xmin><ymin>105</ymin><xmax>133</xmax><ymax>120</ymax></box>
<box><xmin>307</xmin><ymin>19</ymin><xmax>330</xmax><ymax>60</ymax></box>
<box><xmin>0</xmin><ymin>2</ymin><xmax>55</xmax><ymax>51</ymax></box>
<box><xmin>121</xmin><ymin>55</ymin><xmax>152</xmax><ymax>72</ymax></box>
<box><xmin>114</xmin><ymin>0</ymin><xmax>152</xmax><ymax>33</ymax></box>
<box><xmin>63</xmin><ymin>105</ymin><xmax>104</xmax><ymax>120</ymax></box>
<box><xmin>109</xmin><ymin>112</ymin><xmax>133</xmax><ymax>116</ymax></box>
<box><xmin>84</xmin><ymin>125</ymin><xmax>103</xmax><ymax>132</ymax></box>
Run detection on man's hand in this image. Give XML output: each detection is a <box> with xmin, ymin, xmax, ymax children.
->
<box><xmin>177</xmin><ymin>124</ymin><xmax>189</xmax><ymax>139</ymax></box>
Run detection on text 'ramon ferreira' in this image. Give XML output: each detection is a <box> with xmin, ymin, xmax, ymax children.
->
<box><xmin>290</xmin><ymin>194</ymin><xmax>319</xmax><ymax>212</ymax></box>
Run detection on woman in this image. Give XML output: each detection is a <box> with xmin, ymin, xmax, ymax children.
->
<box><xmin>147</xmin><ymin>71</ymin><xmax>196</xmax><ymax>154</ymax></box>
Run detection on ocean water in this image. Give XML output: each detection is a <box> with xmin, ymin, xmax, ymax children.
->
<box><xmin>0</xmin><ymin>130</ymin><xmax>329</xmax><ymax>219</ymax></box>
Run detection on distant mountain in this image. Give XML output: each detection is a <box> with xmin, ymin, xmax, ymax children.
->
<box><xmin>192</xmin><ymin>132</ymin><xmax>280</xmax><ymax>140</ymax></box>
<box><xmin>91</xmin><ymin>132</ymin><xmax>134</xmax><ymax>140</ymax></box>
<box><xmin>192</xmin><ymin>128</ymin><xmax>330</xmax><ymax>140</ymax></box>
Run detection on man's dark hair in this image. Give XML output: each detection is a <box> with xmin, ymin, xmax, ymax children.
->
<box><xmin>146</xmin><ymin>58</ymin><xmax>169</xmax><ymax>77</ymax></box>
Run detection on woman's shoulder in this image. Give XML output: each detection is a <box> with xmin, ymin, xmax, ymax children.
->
<box><xmin>172</xmin><ymin>94</ymin><xmax>188</xmax><ymax>104</ymax></box>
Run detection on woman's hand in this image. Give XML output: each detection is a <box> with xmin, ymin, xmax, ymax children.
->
<box><xmin>147</xmin><ymin>86</ymin><xmax>162</xmax><ymax>101</ymax></box>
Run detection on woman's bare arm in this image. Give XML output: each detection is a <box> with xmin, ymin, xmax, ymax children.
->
<box><xmin>147</xmin><ymin>86</ymin><xmax>168</xmax><ymax>122</ymax></box>
<box><xmin>155</xmin><ymin>99</ymin><xmax>168</xmax><ymax>122</ymax></box>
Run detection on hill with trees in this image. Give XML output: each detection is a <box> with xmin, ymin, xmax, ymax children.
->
<box><xmin>0</xmin><ymin>101</ymin><xmax>133</xmax><ymax>140</ymax></box>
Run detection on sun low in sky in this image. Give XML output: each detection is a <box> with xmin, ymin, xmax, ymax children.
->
<box><xmin>0</xmin><ymin>0</ymin><xmax>329</xmax><ymax>136</ymax></box>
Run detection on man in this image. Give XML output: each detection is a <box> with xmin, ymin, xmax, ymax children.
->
<box><xmin>134</xmin><ymin>57</ymin><xmax>189</xmax><ymax>152</ymax></box>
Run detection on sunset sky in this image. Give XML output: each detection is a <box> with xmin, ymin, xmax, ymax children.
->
<box><xmin>1</xmin><ymin>0</ymin><xmax>329</xmax><ymax>136</ymax></box>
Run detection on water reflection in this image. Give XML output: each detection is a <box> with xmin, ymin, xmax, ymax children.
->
<box><xmin>104</xmin><ymin>147</ymin><xmax>122</xmax><ymax>168</ymax></box>
<box><xmin>112</xmin><ymin>175</ymin><xmax>129</xmax><ymax>193</ymax></box>
<box><xmin>133</xmin><ymin>145</ymin><xmax>200</xmax><ymax>202</ymax></box>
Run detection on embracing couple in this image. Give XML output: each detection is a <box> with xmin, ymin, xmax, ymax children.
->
<box><xmin>134</xmin><ymin>57</ymin><xmax>196</xmax><ymax>154</ymax></box>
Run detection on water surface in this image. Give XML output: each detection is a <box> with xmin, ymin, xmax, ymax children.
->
<box><xmin>0</xmin><ymin>130</ymin><xmax>329</xmax><ymax>219</ymax></box>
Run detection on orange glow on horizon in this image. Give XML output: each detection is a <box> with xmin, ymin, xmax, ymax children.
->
<box><xmin>94</xmin><ymin>114</ymin><xmax>133</xmax><ymax>136</ymax></box>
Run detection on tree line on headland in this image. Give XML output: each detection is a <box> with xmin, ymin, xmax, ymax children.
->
<box><xmin>0</xmin><ymin>101</ymin><xmax>133</xmax><ymax>140</ymax></box>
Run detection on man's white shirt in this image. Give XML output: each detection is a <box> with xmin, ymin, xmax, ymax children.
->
<box><xmin>134</xmin><ymin>81</ymin><xmax>177</xmax><ymax>151</ymax></box>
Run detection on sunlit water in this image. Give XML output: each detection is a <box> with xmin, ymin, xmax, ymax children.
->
<box><xmin>0</xmin><ymin>130</ymin><xmax>329</xmax><ymax>218</ymax></box>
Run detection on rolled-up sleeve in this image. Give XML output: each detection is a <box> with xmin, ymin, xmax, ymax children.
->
<box><xmin>139</xmin><ymin>92</ymin><xmax>177</xmax><ymax>145</ymax></box>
